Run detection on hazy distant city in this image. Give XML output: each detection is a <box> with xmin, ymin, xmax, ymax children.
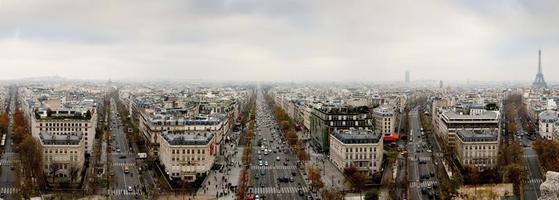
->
<box><xmin>2</xmin><ymin>1</ymin><xmax>559</xmax><ymax>200</ymax></box>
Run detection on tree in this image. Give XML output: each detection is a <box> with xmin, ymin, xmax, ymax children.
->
<box><xmin>297</xmin><ymin>149</ymin><xmax>310</xmax><ymax>164</ymax></box>
<box><xmin>48</xmin><ymin>164</ymin><xmax>61</xmax><ymax>183</ymax></box>
<box><xmin>0</xmin><ymin>112</ymin><xmax>8</xmax><ymax>133</ymax></box>
<box><xmin>532</xmin><ymin>139</ymin><xmax>559</xmax><ymax>171</ymax></box>
<box><xmin>69</xmin><ymin>164</ymin><xmax>80</xmax><ymax>184</ymax></box>
<box><xmin>321</xmin><ymin>187</ymin><xmax>344</xmax><ymax>200</ymax></box>
<box><xmin>364</xmin><ymin>189</ymin><xmax>379</xmax><ymax>200</ymax></box>
<box><xmin>485</xmin><ymin>103</ymin><xmax>498</xmax><ymax>111</ymax></box>
<box><xmin>18</xmin><ymin>135</ymin><xmax>44</xmax><ymax>190</ymax></box>
<box><xmin>308</xmin><ymin>166</ymin><xmax>324</xmax><ymax>189</ymax></box>
<box><xmin>503</xmin><ymin>164</ymin><xmax>528</xmax><ymax>197</ymax></box>
<box><xmin>343</xmin><ymin>166</ymin><xmax>369</xmax><ymax>191</ymax></box>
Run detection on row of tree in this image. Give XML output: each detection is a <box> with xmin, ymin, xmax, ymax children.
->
<box><xmin>12</xmin><ymin>111</ymin><xmax>45</xmax><ymax>197</ymax></box>
<box><xmin>499</xmin><ymin>94</ymin><xmax>528</xmax><ymax>197</ymax></box>
<box><xmin>533</xmin><ymin>139</ymin><xmax>559</xmax><ymax>172</ymax></box>
<box><xmin>237</xmin><ymin>93</ymin><xmax>256</xmax><ymax>199</ymax></box>
<box><xmin>0</xmin><ymin>112</ymin><xmax>8</xmax><ymax>135</ymax></box>
<box><xmin>265</xmin><ymin>95</ymin><xmax>310</xmax><ymax>164</ymax></box>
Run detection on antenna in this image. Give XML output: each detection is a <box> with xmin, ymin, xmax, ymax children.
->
<box><xmin>539</xmin><ymin>49</ymin><xmax>542</xmax><ymax>74</ymax></box>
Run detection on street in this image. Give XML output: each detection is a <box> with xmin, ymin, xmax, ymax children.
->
<box><xmin>407</xmin><ymin>108</ymin><xmax>439</xmax><ymax>200</ymax></box>
<box><xmin>516</xmin><ymin>118</ymin><xmax>543</xmax><ymax>200</ymax></box>
<box><xmin>0</xmin><ymin>89</ymin><xmax>20</xmax><ymax>199</ymax></box>
<box><xmin>247</xmin><ymin>90</ymin><xmax>310</xmax><ymax>200</ymax></box>
<box><xmin>108</xmin><ymin>98</ymin><xmax>142</xmax><ymax>199</ymax></box>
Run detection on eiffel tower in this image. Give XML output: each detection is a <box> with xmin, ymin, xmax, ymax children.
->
<box><xmin>532</xmin><ymin>49</ymin><xmax>547</xmax><ymax>89</ymax></box>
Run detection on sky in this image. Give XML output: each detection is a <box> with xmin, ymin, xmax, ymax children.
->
<box><xmin>1</xmin><ymin>0</ymin><xmax>559</xmax><ymax>82</ymax></box>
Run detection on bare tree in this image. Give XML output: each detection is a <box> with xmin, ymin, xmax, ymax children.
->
<box><xmin>48</xmin><ymin>164</ymin><xmax>61</xmax><ymax>184</ymax></box>
<box><xmin>69</xmin><ymin>164</ymin><xmax>80</xmax><ymax>185</ymax></box>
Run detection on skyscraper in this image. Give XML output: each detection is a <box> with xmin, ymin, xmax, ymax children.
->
<box><xmin>405</xmin><ymin>71</ymin><xmax>410</xmax><ymax>83</ymax></box>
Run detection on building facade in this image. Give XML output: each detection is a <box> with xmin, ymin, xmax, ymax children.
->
<box><xmin>31</xmin><ymin>107</ymin><xmax>97</xmax><ymax>154</ymax></box>
<box><xmin>455</xmin><ymin>130</ymin><xmax>499</xmax><ymax>169</ymax></box>
<box><xmin>158</xmin><ymin>132</ymin><xmax>216</xmax><ymax>182</ymax></box>
<box><xmin>434</xmin><ymin>110</ymin><xmax>500</xmax><ymax>151</ymax></box>
<box><xmin>40</xmin><ymin>132</ymin><xmax>85</xmax><ymax>181</ymax></box>
<box><xmin>329</xmin><ymin>129</ymin><xmax>383</xmax><ymax>176</ymax></box>
<box><xmin>373</xmin><ymin>106</ymin><xmax>395</xmax><ymax>134</ymax></box>
<box><xmin>310</xmin><ymin>106</ymin><xmax>372</xmax><ymax>153</ymax></box>
<box><xmin>539</xmin><ymin>110</ymin><xmax>557</xmax><ymax>140</ymax></box>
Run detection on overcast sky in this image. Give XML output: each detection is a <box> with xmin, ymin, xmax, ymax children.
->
<box><xmin>1</xmin><ymin>0</ymin><xmax>558</xmax><ymax>82</ymax></box>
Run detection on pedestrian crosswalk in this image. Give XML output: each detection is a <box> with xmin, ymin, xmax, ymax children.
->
<box><xmin>0</xmin><ymin>187</ymin><xmax>18</xmax><ymax>194</ymax></box>
<box><xmin>525</xmin><ymin>178</ymin><xmax>543</xmax><ymax>184</ymax></box>
<box><xmin>410</xmin><ymin>180</ymin><xmax>438</xmax><ymax>188</ymax></box>
<box><xmin>250</xmin><ymin>186</ymin><xmax>308</xmax><ymax>194</ymax></box>
<box><xmin>108</xmin><ymin>188</ymin><xmax>141</xmax><ymax>196</ymax></box>
<box><xmin>112</xmin><ymin>162</ymin><xmax>135</xmax><ymax>166</ymax></box>
<box><xmin>0</xmin><ymin>159</ymin><xmax>19</xmax><ymax>165</ymax></box>
<box><xmin>250</xmin><ymin>165</ymin><xmax>296</xmax><ymax>170</ymax></box>
<box><xmin>408</xmin><ymin>156</ymin><xmax>431</xmax><ymax>161</ymax></box>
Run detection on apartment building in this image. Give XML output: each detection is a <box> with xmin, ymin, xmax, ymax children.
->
<box><xmin>373</xmin><ymin>106</ymin><xmax>395</xmax><ymax>134</ymax></box>
<box><xmin>539</xmin><ymin>110</ymin><xmax>557</xmax><ymax>140</ymax></box>
<box><xmin>31</xmin><ymin>102</ymin><xmax>97</xmax><ymax>154</ymax></box>
<box><xmin>158</xmin><ymin>131</ymin><xmax>216</xmax><ymax>182</ymax></box>
<box><xmin>40</xmin><ymin>132</ymin><xmax>85</xmax><ymax>181</ymax></box>
<box><xmin>139</xmin><ymin>110</ymin><xmax>228</xmax><ymax>155</ymax></box>
<box><xmin>455</xmin><ymin>130</ymin><xmax>499</xmax><ymax>169</ymax></box>
<box><xmin>310</xmin><ymin>106</ymin><xmax>373</xmax><ymax>153</ymax></box>
<box><xmin>329</xmin><ymin>129</ymin><xmax>383</xmax><ymax>176</ymax></box>
<box><xmin>434</xmin><ymin>109</ymin><xmax>500</xmax><ymax>151</ymax></box>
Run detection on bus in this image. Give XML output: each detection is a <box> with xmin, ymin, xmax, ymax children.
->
<box><xmin>1</xmin><ymin>134</ymin><xmax>6</xmax><ymax>147</ymax></box>
<box><xmin>136</xmin><ymin>153</ymin><xmax>147</xmax><ymax>159</ymax></box>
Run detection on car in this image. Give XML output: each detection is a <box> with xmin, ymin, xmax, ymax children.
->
<box><xmin>276</xmin><ymin>156</ymin><xmax>281</xmax><ymax>161</ymax></box>
<box><xmin>128</xmin><ymin>186</ymin><xmax>133</xmax><ymax>192</ymax></box>
<box><xmin>259</xmin><ymin>161</ymin><xmax>263</xmax><ymax>166</ymax></box>
<box><xmin>286</xmin><ymin>158</ymin><xmax>289</xmax><ymax>161</ymax></box>
<box><xmin>289</xmin><ymin>177</ymin><xmax>294</xmax><ymax>182</ymax></box>
<box><xmin>260</xmin><ymin>182</ymin><xmax>265</xmax><ymax>187</ymax></box>
<box><xmin>0</xmin><ymin>192</ymin><xmax>5</xmax><ymax>198</ymax></box>
<box><xmin>292</xmin><ymin>171</ymin><xmax>297</xmax><ymax>176</ymax></box>
<box><xmin>265</xmin><ymin>161</ymin><xmax>268</xmax><ymax>166</ymax></box>
<box><xmin>298</xmin><ymin>189</ymin><xmax>305</xmax><ymax>196</ymax></box>
<box><xmin>255</xmin><ymin>174</ymin><xmax>259</xmax><ymax>179</ymax></box>
<box><xmin>260</xmin><ymin>170</ymin><xmax>266</xmax><ymax>175</ymax></box>
<box><xmin>259</xmin><ymin>155</ymin><xmax>262</xmax><ymax>160</ymax></box>
<box><xmin>119</xmin><ymin>155</ymin><xmax>127</xmax><ymax>159</ymax></box>
<box><xmin>284</xmin><ymin>162</ymin><xmax>288</xmax><ymax>166</ymax></box>
<box><xmin>426</xmin><ymin>149</ymin><xmax>432</xmax><ymax>153</ymax></box>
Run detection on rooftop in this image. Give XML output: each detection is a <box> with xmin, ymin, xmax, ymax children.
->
<box><xmin>315</xmin><ymin>105</ymin><xmax>370</xmax><ymax>115</ymax></box>
<box><xmin>456</xmin><ymin>130</ymin><xmax>498</xmax><ymax>143</ymax></box>
<box><xmin>331</xmin><ymin>129</ymin><xmax>381</xmax><ymax>144</ymax></box>
<box><xmin>539</xmin><ymin>110</ymin><xmax>557</xmax><ymax>122</ymax></box>
<box><xmin>442</xmin><ymin>110</ymin><xmax>499</xmax><ymax>121</ymax></box>
<box><xmin>161</xmin><ymin>132</ymin><xmax>214</xmax><ymax>146</ymax></box>
<box><xmin>39</xmin><ymin>132</ymin><xmax>83</xmax><ymax>145</ymax></box>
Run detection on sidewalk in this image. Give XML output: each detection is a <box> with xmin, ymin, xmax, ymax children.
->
<box><xmin>305</xmin><ymin>146</ymin><xmax>349</xmax><ymax>191</ymax></box>
<box><xmin>195</xmin><ymin>143</ymin><xmax>244</xmax><ymax>200</ymax></box>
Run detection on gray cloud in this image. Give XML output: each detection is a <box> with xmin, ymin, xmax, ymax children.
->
<box><xmin>0</xmin><ymin>0</ymin><xmax>558</xmax><ymax>82</ymax></box>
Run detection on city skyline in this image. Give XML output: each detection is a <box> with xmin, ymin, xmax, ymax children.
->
<box><xmin>1</xmin><ymin>0</ymin><xmax>559</xmax><ymax>82</ymax></box>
